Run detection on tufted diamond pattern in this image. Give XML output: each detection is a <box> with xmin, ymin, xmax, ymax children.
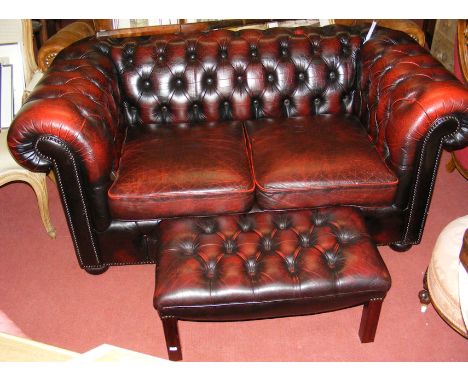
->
<box><xmin>103</xmin><ymin>25</ymin><xmax>362</xmax><ymax>127</ymax></box>
<box><xmin>155</xmin><ymin>207</ymin><xmax>391</xmax><ymax>321</ymax></box>
<box><xmin>355</xmin><ymin>27</ymin><xmax>468</xmax><ymax>177</ymax></box>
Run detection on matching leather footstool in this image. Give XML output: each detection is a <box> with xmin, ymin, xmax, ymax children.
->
<box><xmin>153</xmin><ymin>207</ymin><xmax>391</xmax><ymax>360</ymax></box>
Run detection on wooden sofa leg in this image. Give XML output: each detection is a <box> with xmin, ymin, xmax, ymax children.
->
<box><xmin>161</xmin><ymin>317</ymin><xmax>182</xmax><ymax>361</ymax></box>
<box><xmin>359</xmin><ymin>298</ymin><xmax>384</xmax><ymax>343</ymax></box>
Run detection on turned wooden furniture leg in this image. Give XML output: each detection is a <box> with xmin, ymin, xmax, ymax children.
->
<box><xmin>359</xmin><ymin>298</ymin><xmax>384</xmax><ymax>343</ymax></box>
<box><xmin>161</xmin><ymin>317</ymin><xmax>182</xmax><ymax>361</ymax></box>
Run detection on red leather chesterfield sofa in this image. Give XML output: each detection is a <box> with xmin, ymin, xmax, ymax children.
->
<box><xmin>8</xmin><ymin>24</ymin><xmax>468</xmax><ymax>274</ymax></box>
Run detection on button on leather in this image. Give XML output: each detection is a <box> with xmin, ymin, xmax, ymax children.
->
<box><xmin>298</xmin><ymin>72</ymin><xmax>305</xmax><ymax>80</ymax></box>
<box><xmin>267</xmin><ymin>73</ymin><xmax>275</xmax><ymax>82</ymax></box>
<box><xmin>223</xmin><ymin>239</ymin><xmax>237</xmax><ymax>254</ymax></box>
<box><xmin>329</xmin><ymin>71</ymin><xmax>337</xmax><ymax>80</ymax></box>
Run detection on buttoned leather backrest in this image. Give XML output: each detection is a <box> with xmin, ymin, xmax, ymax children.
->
<box><xmin>100</xmin><ymin>25</ymin><xmax>362</xmax><ymax>127</ymax></box>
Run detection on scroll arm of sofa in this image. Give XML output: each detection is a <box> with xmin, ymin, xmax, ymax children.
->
<box><xmin>7</xmin><ymin>97</ymin><xmax>115</xmax><ymax>185</ymax></box>
<box><xmin>357</xmin><ymin>34</ymin><xmax>468</xmax><ymax>173</ymax></box>
<box><xmin>381</xmin><ymin>81</ymin><xmax>468</xmax><ymax>172</ymax></box>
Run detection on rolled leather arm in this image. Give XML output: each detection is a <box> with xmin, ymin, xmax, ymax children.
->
<box><xmin>8</xmin><ymin>41</ymin><xmax>122</xmax><ymax>185</ymax></box>
<box><xmin>37</xmin><ymin>20</ymin><xmax>95</xmax><ymax>72</ymax></box>
<box><xmin>356</xmin><ymin>27</ymin><xmax>468</xmax><ymax>175</ymax></box>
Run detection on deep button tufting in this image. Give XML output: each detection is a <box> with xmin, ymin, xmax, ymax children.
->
<box><xmin>245</xmin><ymin>258</ymin><xmax>258</xmax><ymax>277</ymax></box>
<box><xmin>250</xmin><ymin>47</ymin><xmax>258</xmax><ymax>57</ymax></box>
<box><xmin>283</xmin><ymin>99</ymin><xmax>291</xmax><ymax>106</ymax></box>
<box><xmin>281</xmin><ymin>48</ymin><xmax>289</xmax><ymax>57</ymax></box>
<box><xmin>298</xmin><ymin>72</ymin><xmax>305</xmax><ymax>81</ymax></box>
<box><xmin>142</xmin><ymin>79</ymin><xmax>151</xmax><ymax>90</ymax></box>
<box><xmin>329</xmin><ymin>71</ymin><xmax>337</xmax><ymax>80</ymax></box>
<box><xmin>205</xmin><ymin>76</ymin><xmax>215</xmax><ymax>88</ymax></box>
<box><xmin>238</xmin><ymin>216</ymin><xmax>254</xmax><ymax>232</ymax></box>
<box><xmin>285</xmin><ymin>255</ymin><xmax>296</xmax><ymax>274</ymax></box>
<box><xmin>197</xmin><ymin>218</ymin><xmax>218</xmax><ymax>235</ymax></box>
<box><xmin>260</xmin><ymin>236</ymin><xmax>277</xmax><ymax>253</ymax></box>
<box><xmin>298</xmin><ymin>232</ymin><xmax>315</xmax><ymax>248</ymax></box>
<box><xmin>178</xmin><ymin>239</ymin><xmax>199</xmax><ymax>256</ymax></box>
<box><xmin>220</xmin><ymin>49</ymin><xmax>228</xmax><ymax>59</ymax></box>
<box><xmin>323</xmin><ymin>249</ymin><xmax>344</xmax><ymax>271</ymax></box>
<box><xmin>314</xmin><ymin>98</ymin><xmax>321</xmax><ymax>105</ymax></box>
<box><xmin>267</xmin><ymin>73</ymin><xmax>275</xmax><ymax>83</ymax></box>
<box><xmin>334</xmin><ymin>229</ymin><xmax>359</xmax><ymax>245</ymax></box>
<box><xmin>274</xmin><ymin>214</ymin><xmax>292</xmax><ymax>230</ymax></box>
<box><xmin>161</xmin><ymin>105</ymin><xmax>168</xmax><ymax>112</ymax></box>
<box><xmin>223</xmin><ymin>238</ymin><xmax>237</xmax><ymax>255</ymax></box>
<box><xmin>236</xmin><ymin>74</ymin><xmax>244</xmax><ymax>85</ymax></box>
<box><xmin>205</xmin><ymin>260</ymin><xmax>217</xmax><ymax>279</ymax></box>
<box><xmin>172</xmin><ymin>76</ymin><xmax>185</xmax><ymax>90</ymax></box>
<box><xmin>311</xmin><ymin>212</ymin><xmax>328</xmax><ymax>226</ymax></box>
<box><xmin>158</xmin><ymin>54</ymin><xmax>165</xmax><ymax>62</ymax></box>
<box><xmin>155</xmin><ymin>208</ymin><xmax>392</xmax><ymax>322</ymax></box>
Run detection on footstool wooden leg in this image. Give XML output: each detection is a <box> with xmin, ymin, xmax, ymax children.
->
<box><xmin>161</xmin><ymin>317</ymin><xmax>182</xmax><ymax>361</ymax></box>
<box><xmin>359</xmin><ymin>298</ymin><xmax>384</xmax><ymax>343</ymax></box>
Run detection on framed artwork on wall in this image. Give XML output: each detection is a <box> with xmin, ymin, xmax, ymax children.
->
<box><xmin>0</xmin><ymin>64</ymin><xmax>14</xmax><ymax>129</ymax></box>
<box><xmin>0</xmin><ymin>42</ymin><xmax>25</xmax><ymax>128</ymax></box>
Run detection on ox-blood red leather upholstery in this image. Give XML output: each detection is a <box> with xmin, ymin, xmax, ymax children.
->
<box><xmin>108</xmin><ymin>121</ymin><xmax>254</xmax><ymax>219</ymax></box>
<box><xmin>154</xmin><ymin>207</ymin><xmax>391</xmax><ymax>320</ymax></box>
<box><xmin>6</xmin><ymin>24</ymin><xmax>468</xmax><ymax>270</ymax></box>
<box><xmin>110</xmin><ymin>27</ymin><xmax>361</xmax><ymax>127</ymax></box>
<box><xmin>246</xmin><ymin>114</ymin><xmax>398</xmax><ymax>210</ymax></box>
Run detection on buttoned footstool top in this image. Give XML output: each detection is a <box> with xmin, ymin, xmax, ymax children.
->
<box><xmin>153</xmin><ymin>207</ymin><xmax>391</xmax><ymax>360</ymax></box>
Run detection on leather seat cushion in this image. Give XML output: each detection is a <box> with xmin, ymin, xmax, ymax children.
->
<box><xmin>245</xmin><ymin>115</ymin><xmax>399</xmax><ymax>210</ymax></box>
<box><xmin>154</xmin><ymin>207</ymin><xmax>391</xmax><ymax>321</ymax></box>
<box><xmin>108</xmin><ymin>121</ymin><xmax>255</xmax><ymax>219</ymax></box>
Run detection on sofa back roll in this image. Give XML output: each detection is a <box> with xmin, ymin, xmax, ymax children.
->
<box><xmin>104</xmin><ymin>25</ymin><xmax>362</xmax><ymax>129</ymax></box>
